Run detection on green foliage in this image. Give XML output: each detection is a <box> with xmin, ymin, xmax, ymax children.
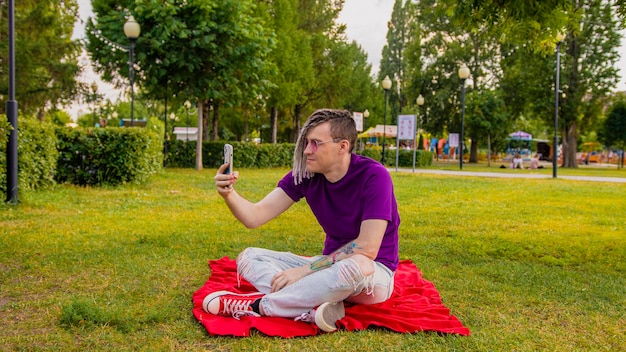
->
<box><xmin>0</xmin><ymin>118</ymin><xmax>58</xmax><ymax>194</ymax></box>
<box><xmin>600</xmin><ymin>98</ymin><xmax>626</xmax><ymax>168</ymax></box>
<box><xmin>166</xmin><ymin>141</ymin><xmax>295</xmax><ymax>169</ymax></box>
<box><xmin>47</xmin><ymin>109</ymin><xmax>72</xmax><ymax>127</ymax></box>
<box><xmin>165</xmin><ymin>141</ymin><xmax>433</xmax><ymax>170</ymax></box>
<box><xmin>87</xmin><ymin>0</ymin><xmax>275</xmax><ymax>108</ymax></box>
<box><xmin>55</xmin><ymin>127</ymin><xmax>163</xmax><ymax>186</ymax></box>
<box><xmin>165</xmin><ymin>140</ymin><xmax>196</xmax><ymax>168</ymax></box>
<box><xmin>0</xmin><ymin>118</ymin><xmax>11</xmax><ymax>193</ymax></box>
<box><xmin>358</xmin><ymin>147</ymin><xmax>433</xmax><ymax>167</ymax></box>
<box><xmin>600</xmin><ymin>96</ymin><xmax>626</xmax><ymax>149</ymax></box>
<box><xmin>0</xmin><ymin>0</ymin><xmax>82</xmax><ymax>116</ymax></box>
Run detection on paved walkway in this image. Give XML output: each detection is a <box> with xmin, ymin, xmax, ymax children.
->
<box><xmin>390</xmin><ymin>167</ymin><xmax>626</xmax><ymax>183</ymax></box>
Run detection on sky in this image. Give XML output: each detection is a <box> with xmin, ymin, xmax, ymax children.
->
<box><xmin>70</xmin><ymin>0</ymin><xmax>626</xmax><ymax>118</ymax></box>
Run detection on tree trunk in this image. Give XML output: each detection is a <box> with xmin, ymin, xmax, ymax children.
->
<box><xmin>563</xmin><ymin>121</ymin><xmax>579</xmax><ymax>168</ymax></box>
<box><xmin>469</xmin><ymin>138</ymin><xmax>478</xmax><ymax>163</ymax></box>
<box><xmin>293</xmin><ymin>104</ymin><xmax>303</xmax><ymax>143</ymax></box>
<box><xmin>212</xmin><ymin>103</ymin><xmax>220</xmax><ymax>141</ymax></box>
<box><xmin>487</xmin><ymin>134</ymin><xmax>492</xmax><ymax>167</ymax></box>
<box><xmin>270</xmin><ymin>106</ymin><xmax>278</xmax><ymax>144</ymax></box>
<box><xmin>244</xmin><ymin>111</ymin><xmax>249</xmax><ymax>142</ymax></box>
<box><xmin>202</xmin><ymin>103</ymin><xmax>210</xmax><ymax>141</ymax></box>
<box><xmin>196</xmin><ymin>100</ymin><xmax>204</xmax><ymax>170</ymax></box>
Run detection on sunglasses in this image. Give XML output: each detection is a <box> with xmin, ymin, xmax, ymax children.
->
<box><xmin>305</xmin><ymin>138</ymin><xmax>343</xmax><ymax>152</ymax></box>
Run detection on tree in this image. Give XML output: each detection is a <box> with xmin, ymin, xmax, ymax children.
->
<box><xmin>86</xmin><ymin>0</ymin><xmax>275</xmax><ymax>169</ymax></box>
<box><xmin>455</xmin><ymin>0</ymin><xmax>621</xmax><ymax>168</ymax></box>
<box><xmin>558</xmin><ymin>0</ymin><xmax>620</xmax><ymax>167</ymax></box>
<box><xmin>599</xmin><ymin>99</ymin><xmax>626</xmax><ymax>168</ymax></box>
<box><xmin>0</xmin><ymin>0</ymin><xmax>83</xmax><ymax>118</ymax></box>
<box><xmin>465</xmin><ymin>89</ymin><xmax>512</xmax><ymax>164</ymax></box>
<box><xmin>260</xmin><ymin>0</ymin><xmax>315</xmax><ymax>143</ymax></box>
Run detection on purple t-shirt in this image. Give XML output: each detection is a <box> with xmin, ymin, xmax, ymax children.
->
<box><xmin>277</xmin><ymin>154</ymin><xmax>400</xmax><ymax>271</ymax></box>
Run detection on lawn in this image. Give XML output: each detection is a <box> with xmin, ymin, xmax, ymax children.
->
<box><xmin>1</xmin><ymin>168</ymin><xmax>624</xmax><ymax>351</ymax></box>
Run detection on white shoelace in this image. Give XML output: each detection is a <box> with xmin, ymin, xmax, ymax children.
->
<box><xmin>232</xmin><ymin>310</ymin><xmax>261</xmax><ymax>320</ymax></box>
<box><xmin>222</xmin><ymin>297</ymin><xmax>256</xmax><ymax>316</ymax></box>
<box><xmin>294</xmin><ymin>312</ymin><xmax>313</xmax><ymax>323</ymax></box>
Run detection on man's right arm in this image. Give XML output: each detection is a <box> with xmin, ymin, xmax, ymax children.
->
<box><xmin>214</xmin><ymin>164</ymin><xmax>294</xmax><ymax>229</ymax></box>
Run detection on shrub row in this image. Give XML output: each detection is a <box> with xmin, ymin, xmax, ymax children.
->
<box><xmin>165</xmin><ymin>139</ymin><xmax>433</xmax><ymax>169</ymax></box>
<box><xmin>165</xmin><ymin>140</ymin><xmax>295</xmax><ymax>169</ymax></box>
<box><xmin>56</xmin><ymin>127</ymin><xmax>163</xmax><ymax>186</ymax></box>
<box><xmin>0</xmin><ymin>118</ymin><xmax>58</xmax><ymax>195</ymax></box>
<box><xmin>0</xmin><ymin>119</ymin><xmax>163</xmax><ymax>193</ymax></box>
<box><xmin>1</xmin><ymin>119</ymin><xmax>433</xmax><ymax>195</ymax></box>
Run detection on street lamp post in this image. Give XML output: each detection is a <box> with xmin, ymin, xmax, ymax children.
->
<box><xmin>91</xmin><ymin>81</ymin><xmax>98</xmax><ymax>125</ymax></box>
<box><xmin>5</xmin><ymin>0</ymin><xmax>18</xmax><ymax>203</ymax></box>
<box><xmin>381</xmin><ymin>75</ymin><xmax>392</xmax><ymax>164</ymax></box>
<box><xmin>416</xmin><ymin>94</ymin><xmax>424</xmax><ymax>149</ymax></box>
<box><xmin>124</xmin><ymin>15</ymin><xmax>141</xmax><ymax>127</ymax></box>
<box><xmin>362</xmin><ymin>109</ymin><xmax>370</xmax><ymax>151</ymax></box>
<box><xmin>184</xmin><ymin>100</ymin><xmax>192</xmax><ymax>142</ymax></box>
<box><xmin>458</xmin><ymin>64</ymin><xmax>470</xmax><ymax>170</ymax></box>
<box><xmin>553</xmin><ymin>33</ymin><xmax>565</xmax><ymax>178</ymax></box>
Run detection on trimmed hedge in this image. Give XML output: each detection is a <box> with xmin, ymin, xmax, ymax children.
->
<box><xmin>0</xmin><ymin>118</ymin><xmax>58</xmax><ymax>194</ymax></box>
<box><xmin>166</xmin><ymin>140</ymin><xmax>295</xmax><ymax>169</ymax></box>
<box><xmin>165</xmin><ymin>140</ymin><xmax>433</xmax><ymax>169</ymax></box>
<box><xmin>360</xmin><ymin>147</ymin><xmax>433</xmax><ymax>167</ymax></box>
<box><xmin>55</xmin><ymin>127</ymin><xmax>163</xmax><ymax>186</ymax></box>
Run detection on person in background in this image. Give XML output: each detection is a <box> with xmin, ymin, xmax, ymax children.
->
<box><xmin>529</xmin><ymin>154</ymin><xmax>540</xmax><ymax>169</ymax></box>
<box><xmin>511</xmin><ymin>153</ymin><xmax>524</xmax><ymax>169</ymax></box>
<box><xmin>207</xmin><ymin>109</ymin><xmax>400</xmax><ymax>333</ymax></box>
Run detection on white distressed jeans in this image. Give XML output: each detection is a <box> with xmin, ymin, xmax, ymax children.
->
<box><xmin>236</xmin><ymin>247</ymin><xmax>395</xmax><ymax>318</ymax></box>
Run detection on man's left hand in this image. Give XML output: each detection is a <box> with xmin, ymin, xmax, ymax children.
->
<box><xmin>270</xmin><ymin>265</ymin><xmax>312</xmax><ymax>292</ymax></box>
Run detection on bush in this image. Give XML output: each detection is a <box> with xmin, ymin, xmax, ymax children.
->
<box><xmin>0</xmin><ymin>118</ymin><xmax>58</xmax><ymax>195</ymax></box>
<box><xmin>166</xmin><ymin>140</ymin><xmax>295</xmax><ymax>169</ymax></box>
<box><xmin>55</xmin><ymin>127</ymin><xmax>163</xmax><ymax>186</ymax></box>
<box><xmin>164</xmin><ymin>141</ymin><xmax>433</xmax><ymax>169</ymax></box>
<box><xmin>358</xmin><ymin>146</ymin><xmax>432</xmax><ymax>167</ymax></box>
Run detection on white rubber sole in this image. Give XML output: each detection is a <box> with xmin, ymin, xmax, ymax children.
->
<box><xmin>314</xmin><ymin>301</ymin><xmax>345</xmax><ymax>332</ymax></box>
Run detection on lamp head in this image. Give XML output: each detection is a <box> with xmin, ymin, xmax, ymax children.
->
<box><xmin>416</xmin><ymin>94</ymin><xmax>424</xmax><ymax>106</ymax></box>
<box><xmin>124</xmin><ymin>15</ymin><xmax>141</xmax><ymax>40</ymax></box>
<box><xmin>184</xmin><ymin>100</ymin><xmax>191</xmax><ymax>109</ymax></box>
<box><xmin>382</xmin><ymin>75</ymin><xmax>392</xmax><ymax>90</ymax></box>
<box><xmin>458</xmin><ymin>64</ymin><xmax>470</xmax><ymax>80</ymax></box>
<box><xmin>363</xmin><ymin>109</ymin><xmax>369</xmax><ymax>118</ymax></box>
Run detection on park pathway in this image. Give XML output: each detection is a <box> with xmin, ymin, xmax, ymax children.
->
<box><xmin>391</xmin><ymin>168</ymin><xmax>626</xmax><ymax>183</ymax></box>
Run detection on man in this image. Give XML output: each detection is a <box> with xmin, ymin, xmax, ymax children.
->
<box><xmin>206</xmin><ymin>109</ymin><xmax>400</xmax><ymax>332</ymax></box>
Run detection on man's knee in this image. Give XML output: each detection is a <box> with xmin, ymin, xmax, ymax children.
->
<box><xmin>341</xmin><ymin>254</ymin><xmax>375</xmax><ymax>277</ymax></box>
<box><xmin>352</xmin><ymin>254</ymin><xmax>375</xmax><ymax>276</ymax></box>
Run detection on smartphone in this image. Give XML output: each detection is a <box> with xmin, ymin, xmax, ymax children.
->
<box><xmin>223</xmin><ymin>144</ymin><xmax>233</xmax><ymax>175</ymax></box>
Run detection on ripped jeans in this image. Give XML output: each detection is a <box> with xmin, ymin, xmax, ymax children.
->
<box><xmin>236</xmin><ymin>247</ymin><xmax>395</xmax><ymax>318</ymax></box>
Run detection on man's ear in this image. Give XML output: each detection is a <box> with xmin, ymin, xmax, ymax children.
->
<box><xmin>339</xmin><ymin>139</ymin><xmax>350</xmax><ymax>152</ymax></box>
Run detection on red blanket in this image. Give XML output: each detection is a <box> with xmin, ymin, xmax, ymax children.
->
<box><xmin>192</xmin><ymin>257</ymin><xmax>470</xmax><ymax>338</ymax></box>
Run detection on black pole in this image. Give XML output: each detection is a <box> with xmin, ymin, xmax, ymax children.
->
<box><xmin>553</xmin><ymin>42</ymin><xmax>561</xmax><ymax>178</ymax></box>
<box><xmin>163</xmin><ymin>87</ymin><xmax>168</xmax><ymax>167</ymax></box>
<box><xmin>6</xmin><ymin>0</ymin><xmax>18</xmax><ymax>204</ymax></box>
<box><xmin>460</xmin><ymin>79</ymin><xmax>467</xmax><ymax>170</ymax></box>
<box><xmin>129</xmin><ymin>38</ymin><xmax>136</xmax><ymax>127</ymax></box>
<box><xmin>186</xmin><ymin>106</ymin><xmax>190</xmax><ymax>142</ymax></box>
<box><xmin>382</xmin><ymin>89</ymin><xmax>389</xmax><ymax>165</ymax></box>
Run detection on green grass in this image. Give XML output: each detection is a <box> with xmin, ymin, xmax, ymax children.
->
<box><xmin>1</xmin><ymin>168</ymin><xmax>625</xmax><ymax>351</ymax></box>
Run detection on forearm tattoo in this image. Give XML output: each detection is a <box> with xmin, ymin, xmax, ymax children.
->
<box><xmin>309</xmin><ymin>242</ymin><xmax>358</xmax><ymax>271</ymax></box>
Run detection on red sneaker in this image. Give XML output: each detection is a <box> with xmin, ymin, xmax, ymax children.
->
<box><xmin>202</xmin><ymin>291</ymin><xmax>264</xmax><ymax>319</ymax></box>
